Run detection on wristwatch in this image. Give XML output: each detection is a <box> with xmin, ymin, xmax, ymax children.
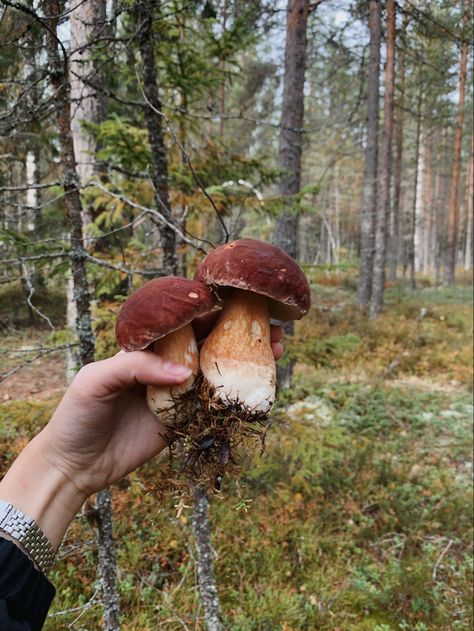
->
<box><xmin>0</xmin><ymin>499</ymin><xmax>55</xmax><ymax>573</ymax></box>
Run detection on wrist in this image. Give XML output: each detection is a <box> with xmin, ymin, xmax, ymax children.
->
<box><xmin>0</xmin><ymin>433</ymin><xmax>86</xmax><ymax>550</ymax></box>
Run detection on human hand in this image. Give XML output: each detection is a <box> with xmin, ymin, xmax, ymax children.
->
<box><xmin>0</xmin><ymin>352</ymin><xmax>191</xmax><ymax>549</ymax></box>
<box><xmin>41</xmin><ymin>322</ymin><xmax>284</xmax><ymax>498</ymax></box>
<box><xmin>0</xmin><ymin>327</ymin><xmax>283</xmax><ymax>550</ymax></box>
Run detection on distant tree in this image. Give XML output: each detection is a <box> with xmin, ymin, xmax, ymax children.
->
<box><xmin>274</xmin><ymin>0</ymin><xmax>310</xmax><ymax>388</ymax></box>
<box><xmin>69</xmin><ymin>2</ymin><xmax>120</xmax><ymax>628</ymax></box>
<box><xmin>408</xmin><ymin>88</ymin><xmax>423</xmax><ymax>290</ymax></box>
<box><xmin>357</xmin><ymin>0</ymin><xmax>381</xmax><ymax>307</ymax></box>
<box><xmin>390</xmin><ymin>3</ymin><xmax>408</xmax><ymax>281</ymax></box>
<box><xmin>133</xmin><ymin>0</ymin><xmax>177</xmax><ymax>276</ymax></box>
<box><xmin>464</xmin><ymin>137</ymin><xmax>473</xmax><ymax>270</ymax></box>
<box><xmin>445</xmin><ymin>4</ymin><xmax>469</xmax><ymax>285</ymax></box>
<box><xmin>370</xmin><ymin>0</ymin><xmax>395</xmax><ymax>317</ymax></box>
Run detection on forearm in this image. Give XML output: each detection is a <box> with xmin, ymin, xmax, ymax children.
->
<box><xmin>0</xmin><ymin>430</ymin><xmax>86</xmax><ymax>552</ymax></box>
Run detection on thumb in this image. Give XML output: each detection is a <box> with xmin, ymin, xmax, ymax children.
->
<box><xmin>74</xmin><ymin>351</ymin><xmax>193</xmax><ymax>395</ymax></box>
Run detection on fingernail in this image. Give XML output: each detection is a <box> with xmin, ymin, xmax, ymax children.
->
<box><xmin>164</xmin><ymin>361</ymin><xmax>192</xmax><ymax>377</ymax></box>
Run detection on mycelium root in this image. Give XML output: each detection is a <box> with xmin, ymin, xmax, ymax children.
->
<box><xmin>154</xmin><ymin>373</ymin><xmax>270</xmax><ymax>495</ymax></box>
<box><xmin>199</xmin><ymin>288</ymin><xmax>276</xmax><ymax>415</ymax></box>
<box><xmin>146</xmin><ymin>323</ymin><xmax>199</xmax><ymax>424</ymax></box>
<box><xmin>153</xmin><ymin>290</ymin><xmax>277</xmax><ymax>493</ymax></box>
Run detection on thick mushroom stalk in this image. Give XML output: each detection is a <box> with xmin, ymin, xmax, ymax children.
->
<box><xmin>199</xmin><ymin>289</ymin><xmax>276</xmax><ymax>412</ymax></box>
<box><xmin>115</xmin><ymin>276</ymin><xmax>218</xmax><ymax>426</ymax></box>
<box><xmin>147</xmin><ymin>323</ymin><xmax>199</xmax><ymax>420</ymax></box>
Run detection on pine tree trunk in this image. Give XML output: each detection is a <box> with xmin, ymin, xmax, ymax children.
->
<box><xmin>357</xmin><ymin>0</ymin><xmax>381</xmax><ymax>306</ymax></box>
<box><xmin>133</xmin><ymin>0</ymin><xmax>177</xmax><ymax>276</ymax></box>
<box><xmin>409</xmin><ymin>90</ymin><xmax>423</xmax><ymax>291</ymax></box>
<box><xmin>191</xmin><ymin>489</ymin><xmax>223</xmax><ymax>631</ymax></box>
<box><xmin>370</xmin><ymin>0</ymin><xmax>395</xmax><ymax>318</ymax></box>
<box><xmin>131</xmin><ymin>6</ymin><xmax>222</xmax><ymax>629</ymax></box>
<box><xmin>44</xmin><ymin>3</ymin><xmax>120</xmax><ymax>629</ymax></box>
<box><xmin>389</xmin><ymin>4</ymin><xmax>407</xmax><ymax>281</ymax></box>
<box><xmin>464</xmin><ymin>140</ymin><xmax>473</xmax><ymax>270</ymax></box>
<box><xmin>44</xmin><ymin>0</ymin><xmax>95</xmax><ymax>367</ymax></box>
<box><xmin>445</xmin><ymin>29</ymin><xmax>469</xmax><ymax>285</ymax></box>
<box><xmin>414</xmin><ymin>133</ymin><xmax>424</xmax><ymax>273</ymax></box>
<box><xmin>423</xmin><ymin>133</ymin><xmax>434</xmax><ymax>273</ymax></box>
<box><xmin>274</xmin><ymin>0</ymin><xmax>309</xmax><ymax>388</ymax></box>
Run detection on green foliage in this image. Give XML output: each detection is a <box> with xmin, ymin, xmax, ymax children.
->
<box><xmin>87</xmin><ymin>115</ymin><xmax>151</xmax><ymax>173</ymax></box>
<box><xmin>291</xmin><ymin>333</ymin><xmax>362</xmax><ymax>368</ymax></box>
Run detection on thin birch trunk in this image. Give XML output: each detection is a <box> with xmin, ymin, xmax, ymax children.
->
<box><xmin>69</xmin><ymin>3</ymin><xmax>120</xmax><ymax>628</ymax></box>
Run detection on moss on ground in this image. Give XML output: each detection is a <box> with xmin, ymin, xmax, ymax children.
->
<box><xmin>0</xmin><ymin>277</ymin><xmax>472</xmax><ymax>630</ymax></box>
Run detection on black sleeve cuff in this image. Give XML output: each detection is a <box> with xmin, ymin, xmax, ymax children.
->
<box><xmin>0</xmin><ymin>538</ymin><xmax>55</xmax><ymax>631</ymax></box>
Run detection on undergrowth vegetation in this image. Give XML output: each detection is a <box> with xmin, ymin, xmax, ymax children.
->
<box><xmin>0</xmin><ymin>273</ymin><xmax>472</xmax><ymax>630</ymax></box>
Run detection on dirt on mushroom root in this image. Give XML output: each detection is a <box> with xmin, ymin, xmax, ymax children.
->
<box><xmin>0</xmin><ymin>353</ymin><xmax>67</xmax><ymax>403</ymax></box>
<box><xmin>153</xmin><ymin>373</ymin><xmax>271</xmax><ymax>497</ymax></box>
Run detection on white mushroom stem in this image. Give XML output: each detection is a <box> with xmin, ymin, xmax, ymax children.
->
<box><xmin>146</xmin><ymin>323</ymin><xmax>199</xmax><ymax>423</ymax></box>
<box><xmin>199</xmin><ymin>288</ymin><xmax>276</xmax><ymax>413</ymax></box>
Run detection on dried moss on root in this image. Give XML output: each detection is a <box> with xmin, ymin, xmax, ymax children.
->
<box><xmin>154</xmin><ymin>373</ymin><xmax>272</xmax><ymax>495</ymax></box>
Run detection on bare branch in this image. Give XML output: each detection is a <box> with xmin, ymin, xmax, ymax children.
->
<box><xmin>20</xmin><ymin>262</ymin><xmax>55</xmax><ymax>329</ymax></box>
<box><xmin>84</xmin><ymin>251</ymin><xmax>163</xmax><ymax>277</ymax></box>
<box><xmin>432</xmin><ymin>539</ymin><xmax>454</xmax><ymax>582</ymax></box>
<box><xmin>0</xmin><ymin>343</ymin><xmax>77</xmax><ymax>384</ymax></box>
<box><xmin>89</xmin><ymin>181</ymin><xmax>212</xmax><ymax>253</ymax></box>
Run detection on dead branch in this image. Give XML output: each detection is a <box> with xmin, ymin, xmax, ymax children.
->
<box><xmin>0</xmin><ymin>343</ymin><xmax>77</xmax><ymax>384</ymax></box>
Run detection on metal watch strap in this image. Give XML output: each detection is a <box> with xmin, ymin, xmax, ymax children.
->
<box><xmin>0</xmin><ymin>499</ymin><xmax>55</xmax><ymax>573</ymax></box>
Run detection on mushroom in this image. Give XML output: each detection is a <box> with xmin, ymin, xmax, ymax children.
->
<box><xmin>195</xmin><ymin>239</ymin><xmax>311</xmax><ymax>414</ymax></box>
<box><xmin>115</xmin><ymin>276</ymin><xmax>219</xmax><ymax>422</ymax></box>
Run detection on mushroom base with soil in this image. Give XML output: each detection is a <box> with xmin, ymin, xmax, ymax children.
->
<box><xmin>199</xmin><ymin>288</ymin><xmax>277</xmax><ymax>414</ymax></box>
<box><xmin>155</xmin><ymin>290</ymin><xmax>278</xmax><ymax>493</ymax></box>
<box><xmin>154</xmin><ymin>372</ymin><xmax>270</xmax><ymax>494</ymax></box>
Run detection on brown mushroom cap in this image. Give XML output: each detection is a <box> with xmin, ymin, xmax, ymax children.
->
<box><xmin>116</xmin><ymin>276</ymin><xmax>219</xmax><ymax>351</ymax></box>
<box><xmin>195</xmin><ymin>239</ymin><xmax>311</xmax><ymax>321</ymax></box>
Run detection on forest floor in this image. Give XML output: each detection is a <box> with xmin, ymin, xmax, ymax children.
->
<box><xmin>0</xmin><ymin>272</ymin><xmax>472</xmax><ymax>631</ymax></box>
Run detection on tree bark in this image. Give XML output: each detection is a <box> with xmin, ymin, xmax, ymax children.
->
<box><xmin>45</xmin><ymin>3</ymin><xmax>120</xmax><ymax>629</ymax></box>
<box><xmin>133</xmin><ymin>0</ymin><xmax>177</xmax><ymax>276</ymax></box>
<box><xmin>409</xmin><ymin>90</ymin><xmax>422</xmax><ymax>291</ymax></box>
<box><xmin>464</xmin><ymin>138</ymin><xmax>473</xmax><ymax>270</ymax></box>
<box><xmin>44</xmin><ymin>0</ymin><xmax>95</xmax><ymax>367</ymax></box>
<box><xmin>95</xmin><ymin>484</ymin><xmax>120</xmax><ymax>631</ymax></box>
<box><xmin>390</xmin><ymin>3</ymin><xmax>407</xmax><ymax>281</ymax></box>
<box><xmin>70</xmin><ymin>0</ymin><xmax>108</xmax><ymax>205</ymax></box>
<box><xmin>70</xmin><ymin>2</ymin><xmax>120</xmax><ymax>628</ymax></box>
<box><xmin>445</xmin><ymin>24</ymin><xmax>469</xmax><ymax>285</ymax></box>
<box><xmin>191</xmin><ymin>489</ymin><xmax>224</xmax><ymax>631</ymax></box>
<box><xmin>357</xmin><ymin>0</ymin><xmax>381</xmax><ymax>306</ymax></box>
<box><xmin>370</xmin><ymin>0</ymin><xmax>395</xmax><ymax>318</ymax></box>
<box><xmin>421</xmin><ymin>132</ymin><xmax>433</xmax><ymax>272</ymax></box>
<box><xmin>132</xmin><ymin>7</ymin><xmax>221</xmax><ymax>631</ymax></box>
<box><xmin>273</xmin><ymin>0</ymin><xmax>309</xmax><ymax>388</ymax></box>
